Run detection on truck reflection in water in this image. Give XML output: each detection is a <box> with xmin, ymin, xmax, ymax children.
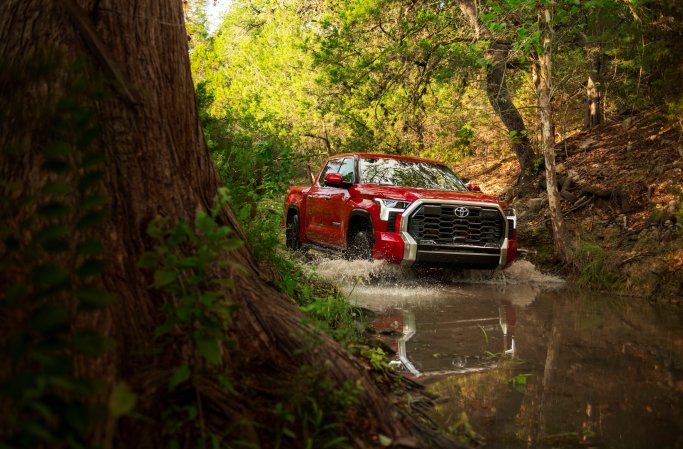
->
<box><xmin>370</xmin><ymin>300</ymin><xmax>517</xmax><ymax>377</ymax></box>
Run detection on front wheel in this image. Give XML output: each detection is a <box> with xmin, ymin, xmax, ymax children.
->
<box><xmin>346</xmin><ymin>230</ymin><xmax>373</xmax><ymax>260</ymax></box>
<box><xmin>285</xmin><ymin>214</ymin><xmax>301</xmax><ymax>250</ymax></box>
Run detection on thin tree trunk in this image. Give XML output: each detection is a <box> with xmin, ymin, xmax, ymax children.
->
<box><xmin>0</xmin><ymin>1</ymin><xmax>459</xmax><ymax>447</ymax></box>
<box><xmin>536</xmin><ymin>3</ymin><xmax>568</xmax><ymax>263</ymax></box>
<box><xmin>457</xmin><ymin>0</ymin><xmax>536</xmax><ymax>177</ymax></box>
<box><xmin>486</xmin><ymin>41</ymin><xmax>536</xmax><ymax>176</ymax></box>
<box><xmin>584</xmin><ymin>48</ymin><xmax>604</xmax><ymax>129</ymax></box>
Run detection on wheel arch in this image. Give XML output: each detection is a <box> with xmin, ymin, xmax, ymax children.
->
<box><xmin>287</xmin><ymin>204</ymin><xmax>300</xmax><ymax>221</ymax></box>
<box><xmin>347</xmin><ymin>209</ymin><xmax>374</xmax><ymax>244</ymax></box>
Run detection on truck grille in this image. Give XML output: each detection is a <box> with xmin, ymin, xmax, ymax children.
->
<box><xmin>407</xmin><ymin>204</ymin><xmax>505</xmax><ymax>246</ymax></box>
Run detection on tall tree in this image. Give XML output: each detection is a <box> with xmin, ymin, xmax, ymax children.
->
<box><xmin>0</xmin><ymin>1</ymin><xmax>456</xmax><ymax>447</ymax></box>
<box><xmin>457</xmin><ymin>0</ymin><xmax>536</xmax><ymax>177</ymax></box>
<box><xmin>535</xmin><ymin>1</ymin><xmax>567</xmax><ymax>263</ymax></box>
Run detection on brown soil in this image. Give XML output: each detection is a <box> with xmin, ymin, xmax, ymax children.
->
<box><xmin>455</xmin><ymin>109</ymin><xmax>683</xmax><ymax>303</ymax></box>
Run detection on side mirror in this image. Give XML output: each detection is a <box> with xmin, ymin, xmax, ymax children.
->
<box><xmin>467</xmin><ymin>184</ymin><xmax>481</xmax><ymax>192</ymax></box>
<box><xmin>324</xmin><ymin>172</ymin><xmax>345</xmax><ymax>187</ymax></box>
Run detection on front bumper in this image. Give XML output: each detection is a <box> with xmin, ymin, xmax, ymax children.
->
<box><xmin>374</xmin><ymin>199</ymin><xmax>516</xmax><ymax>269</ymax></box>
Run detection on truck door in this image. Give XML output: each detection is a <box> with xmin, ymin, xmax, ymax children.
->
<box><xmin>324</xmin><ymin>157</ymin><xmax>354</xmax><ymax>247</ymax></box>
<box><xmin>304</xmin><ymin>158</ymin><xmax>343</xmax><ymax>245</ymax></box>
<box><xmin>304</xmin><ymin>157</ymin><xmax>353</xmax><ymax>248</ymax></box>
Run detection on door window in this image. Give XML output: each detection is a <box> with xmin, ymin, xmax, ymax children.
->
<box><xmin>339</xmin><ymin>157</ymin><xmax>355</xmax><ymax>184</ymax></box>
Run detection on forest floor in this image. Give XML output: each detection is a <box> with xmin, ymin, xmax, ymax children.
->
<box><xmin>455</xmin><ymin>108</ymin><xmax>683</xmax><ymax>303</ymax></box>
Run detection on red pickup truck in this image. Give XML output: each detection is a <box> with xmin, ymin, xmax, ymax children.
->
<box><xmin>284</xmin><ymin>153</ymin><xmax>517</xmax><ymax>269</ymax></box>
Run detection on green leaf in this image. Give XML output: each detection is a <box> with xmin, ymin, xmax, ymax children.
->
<box><xmin>42</xmin><ymin>142</ymin><xmax>71</xmax><ymax>158</ymax></box>
<box><xmin>109</xmin><ymin>382</ymin><xmax>137</xmax><ymax>418</ymax></box>
<box><xmin>23</xmin><ymin>421</ymin><xmax>55</xmax><ymax>442</ymax></box>
<box><xmin>177</xmin><ymin>256</ymin><xmax>199</xmax><ymax>268</ymax></box>
<box><xmin>169</xmin><ymin>365</ymin><xmax>191</xmax><ymax>389</ymax></box>
<box><xmin>78</xmin><ymin>170</ymin><xmax>105</xmax><ymax>191</ymax></box>
<box><xmin>77</xmin><ymin>286</ymin><xmax>113</xmax><ymax>310</ymax></box>
<box><xmin>378</xmin><ymin>434</ymin><xmax>393</xmax><ymax>447</ymax></box>
<box><xmin>42</xmin><ymin>238</ymin><xmax>70</xmax><ymax>253</ymax></box>
<box><xmin>146</xmin><ymin>216</ymin><xmax>169</xmax><ymax>240</ymax></box>
<box><xmin>33</xmin><ymin>224</ymin><xmax>68</xmax><ymax>243</ymax></box>
<box><xmin>73</xmin><ymin>330</ymin><xmax>110</xmax><ymax>355</ymax></box>
<box><xmin>168</xmin><ymin>222</ymin><xmax>191</xmax><ymax>248</ymax></box>
<box><xmin>196</xmin><ymin>337</ymin><xmax>221</xmax><ymax>365</ymax></box>
<box><xmin>154</xmin><ymin>320</ymin><xmax>175</xmax><ymax>339</ymax></box>
<box><xmin>29</xmin><ymin>304</ymin><xmax>68</xmax><ymax>332</ymax></box>
<box><xmin>77</xmin><ymin>210</ymin><xmax>107</xmax><ymax>230</ymax></box>
<box><xmin>195</xmin><ymin>211</ymin><xmax>215</xmax><ymax>236</ymax></box>
<box><xmin>77</xmin><ymin>258</ymin><xmax>106</xmax><ymax>277</ymax></box>
<box><xmin>76</xmin><ymin>126</ymin><xmax>100</xmax><ymax>148</ymax></box>
<box><xmin>80</xmin><ymin>151</ymin><xmax>106</xmax><ymax>168</ymax></box>
<box><xmin>80</xmin><ymin>194</ymin><xmax>108</xmax><ymax>210</ymax></box>
<box><xmin>152</xmin><ymin>270</ymin><xmax>177</xmax><ymax>288</ymax></box>
<box><xmin>76</xmin><ymin>240</ymin><xmax>105</xmax><ymax>256</ymax></box>
<box><xmin>37</xmin><ymin>202</ymin><xmax>70</xmax><ymax>219</ymax></box>
<box><xmin>64</xmin><ymin>402</ymin><xmax>89</xmax><ymax>435</ymax></box>
<box><xmin>28</xmin><ymin>263</ymin><xmax>69</xmax><ymax>286</ymax></box>
<box><xmin>3</xmin><ymin>283</ymin><xmax>27</xmax><ymax>307</ymax></box>
<box><xmin>41</xmin><ymin>159</ymin><xmax>71</xmax><ymax>173</ymax></box>
<box><xmin>137</xmin><ymin>251</ymin><xmax>159</xmax><ymax>269</ymax></box>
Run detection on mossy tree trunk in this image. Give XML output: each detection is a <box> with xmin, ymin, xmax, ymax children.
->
<box><xmin>0</xmin><ymin>1</ymin><xmax>457</xmax><ymax>447</ymax></box>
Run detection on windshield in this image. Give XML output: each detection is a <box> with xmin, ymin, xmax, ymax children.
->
<box><xmin>359</xmin><ymin>157</ymin><xmax>468</xmax><ymax>191</ymax></box>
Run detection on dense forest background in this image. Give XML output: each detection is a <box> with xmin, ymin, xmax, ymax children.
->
<box><xmin>186</xmin><ymin>0</ymin><xmax>682</xmax><ymax>257</ymax></box>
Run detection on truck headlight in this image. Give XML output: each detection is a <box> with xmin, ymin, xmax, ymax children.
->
<box><xmin>375</xmin><ymin>198</ymin><xmax>411</xmax><ymax>221</ymax></box>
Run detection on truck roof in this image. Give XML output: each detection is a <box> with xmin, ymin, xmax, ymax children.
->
<box><xmin>328</xmin><ymin>153</ymin><xmax>448</xmax><ymax>165</ymax></box>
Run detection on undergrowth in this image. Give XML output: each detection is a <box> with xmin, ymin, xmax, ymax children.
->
<box><xmin>571</xmin><ymin>239</ymin><xmax>627</xmax><ymax>291</ymax></box>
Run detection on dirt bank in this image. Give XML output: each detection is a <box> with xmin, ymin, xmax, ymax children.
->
<box><xmin>456</xmin><ymin>109</ymin><xmax>683</xmax><ymax>303</ymax></box>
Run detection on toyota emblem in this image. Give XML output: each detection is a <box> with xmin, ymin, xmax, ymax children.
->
<box><xmin>454</xmin><ymin>206</ymin><xmax>470</xmax><ymax>218</ymax></box>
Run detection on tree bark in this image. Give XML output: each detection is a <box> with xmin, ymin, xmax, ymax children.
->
<box><xmin>457</xmin><ymin>0</ymin><xmax>536</xmax><ymax>177</ymax></box>
<box><xmin>0</xmin><ymin>1</ymin><xmax>458</xmax><ymax>447</ymax></box>
<box><xmin>536</xmin><ymin>3</ymin><xmax>568</xmax><ymax>263</ymax></box>
<box><xmin>485</xmin><ymin>41</ymin><xmax>536</xmax><ymax>176</ymax></box>
<box><xmin>584</xmin><ymin>48</ymin><xmax>604</xmax><ymax>129</ymax></box>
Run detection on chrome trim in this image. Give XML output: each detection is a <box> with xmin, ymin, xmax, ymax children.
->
<box><xmin>400</xmin><ymin>231</ymin><xmax>418</xmax><ymax>267</ymax></box>
<box><xmin>398</xmin><ymin>310</ymin><xmax>420</xmax><ymax>377</ymax></box>
<box><xmin>398</xmin><ymin>199</ymin><xmax>511</xmax><ymax>268</ymax></box>
<box><xmin>375</xmin><ymin>198</ymin><xmax>408</xmax><ymax>221</ymax></box>
<box><xmin>499</xmin><ymin>237</ymin><xmax>509</xmax><ymax>266</ymax></box>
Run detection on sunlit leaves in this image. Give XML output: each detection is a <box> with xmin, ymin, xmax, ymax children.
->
<box><xmin>109</xmin><ymin>382</ymin><xmax>137</xmax><ymax>418</ymax></box>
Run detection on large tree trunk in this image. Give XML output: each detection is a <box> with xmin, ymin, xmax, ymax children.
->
<box><xmin>457</xmin><ymin>0</ymin><xmax>536</xmax><ymax>177</ymax></box>
<box><xmin>536</xmin><ymin>3</ymin><xmax>568</xmax><ymax>263</ymax></box>
<box><xmin>0</xmin><ymin>1</ymin><xmax>457</xmax><ymax>448</ymax></box>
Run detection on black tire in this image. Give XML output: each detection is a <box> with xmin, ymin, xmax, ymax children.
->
<box><xmin>346</xmin><ymin>229</ymin><xmax>373</xmax><ymax>260</ymax></box>
<box><xmin>285</xmin><ymin>213</ymin><xmax>301</xmax><ymax>250</ymax></box>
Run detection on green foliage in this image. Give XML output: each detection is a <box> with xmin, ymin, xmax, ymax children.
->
<box><xmin>270</xmin><ymin>363</ymin><xmax>358</xmax><ymax>449</ymax></box>
<box><xmin>0</xmin><ymin>54</ymin><xmax>115</xmax><ymax>449</ymax></box>
<box><xmin>571</xmin><ymin>240</ymin><xmax>626</xmax><ymax>290</ymax></box>
<box><xmin>141</xmin><ymin>189</ymin><xmax>242</xmax><ymax>368</ymax></box>
<box><xmin>139</xmin><ymin>189</ymin><xmax>243</xmax><ymax>448</ymax></box>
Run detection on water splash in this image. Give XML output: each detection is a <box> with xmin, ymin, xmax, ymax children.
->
<box><xmin>452</xmin><ymin>260</ymin><xmax>565</xmax><ymax>285</ymax></box>
<box><xmin>306</xmin><ymin>252</ymin><xmax>563</xmax><ymax>288</ymax></box>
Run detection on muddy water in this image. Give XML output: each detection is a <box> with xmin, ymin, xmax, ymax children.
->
<box><xmin>307</xmin><ymin>256</ymin><xmax>683</xmax><ymax>449</ymax></box>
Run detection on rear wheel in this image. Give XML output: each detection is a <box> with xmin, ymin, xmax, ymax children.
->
<box><xmin>347</xmin><ymin>229</ymin><xmax>373</xmax><ymax>260</ymax></box>
<box><xmin>285</xmin><ymin>213</ymin><xmax>301</xmax><ymax>250</ymax></box>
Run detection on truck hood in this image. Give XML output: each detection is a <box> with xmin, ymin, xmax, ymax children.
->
<box><xmin>353</xmin><ymin>185</ymin><xmax>502</xmax><ymax>205</ymax></box>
